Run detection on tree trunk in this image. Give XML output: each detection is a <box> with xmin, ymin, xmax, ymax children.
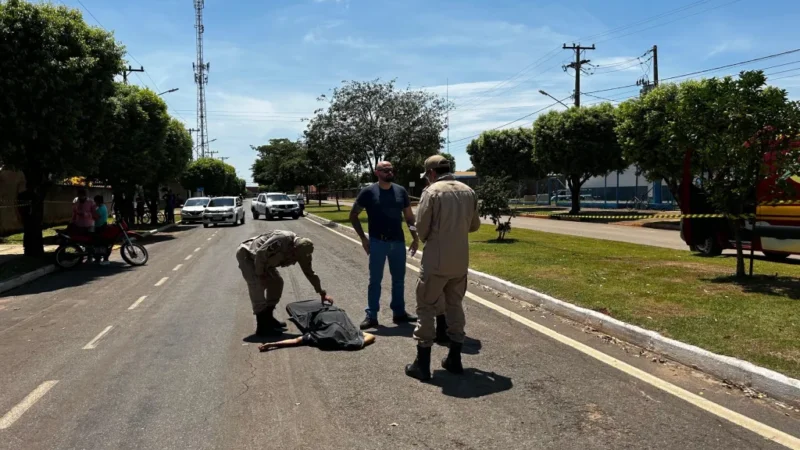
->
<box><xmin>335</xmin><ymin>189</ymin><xmax>341</xmax><ymax>211</ymax></box>
<box><xmin>733</xmin><ymin>220</ymin><xmax>746</xmax><ymax>277</ymax></box>
<box><xmin>20</xmin><ymin>170</ymin><xmax>47</xmax><ymax>257</ymax></box>
<box><xmin>569</xmin><ymin>176</ymin><xmax>582</xmax><ymax>214</ymax></box>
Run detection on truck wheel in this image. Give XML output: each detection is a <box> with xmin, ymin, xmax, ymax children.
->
<box><xmin>763</xmin><ymin>251</ymin><xmax>790</xmax><ymax>262</ymax></box>
<box><xmin>695</xmin><ymin>236</ymin><xmax>723</xmax><ymax>257</ymax></box>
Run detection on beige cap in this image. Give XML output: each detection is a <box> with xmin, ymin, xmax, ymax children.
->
<box><xmin>421</xmin><ymin>155</ymin><xmax>451</xmax><ymax>178</ymax></box>
<box><xmin>294</xmin><ymin>237</ymin><xmax>314</xmax><ymax>256</ymax></box>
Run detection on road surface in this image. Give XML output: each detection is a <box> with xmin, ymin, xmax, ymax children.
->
<box><xmin>1</xmin><ymin>211</ymin><xmax>799</xmax><ymax>449</ymax></box>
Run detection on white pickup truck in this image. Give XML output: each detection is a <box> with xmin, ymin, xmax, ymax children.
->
<box><xmin>252</xmin><ymin>192</ymin><xmax>301</xmax><ymax>220</ymax></box>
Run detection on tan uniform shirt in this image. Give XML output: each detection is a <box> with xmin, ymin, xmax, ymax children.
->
<box><xmin>240</xmin><ymin>231</ymin><xmax>324</xmax><ymax>294</ymax></box>
<box><xmin>416</xmin><ymin>175</ymin><xmax>481</xmax><ymax>276</ymax></box>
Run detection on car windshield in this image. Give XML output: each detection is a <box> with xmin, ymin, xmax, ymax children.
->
<box><xmin>268</xmin><ymin>194</ymin><xmax>291</xmax><ymax>202</ymax></box>
<box><xmin>184</xmin><ymin>198</ymin><xmax>209</xmax><ymax>207</ymax></box>
<box><xmin>208</xmin><ymin>198</ymin><xmax>234</xmax><ymax>207</ymax></box>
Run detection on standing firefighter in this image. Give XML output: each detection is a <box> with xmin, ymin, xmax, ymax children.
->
<box><xmin>236</xmin><ymin>230</ymin><xmax>332</xmax><ymax>336</ymax></box>
<box><xmin>406</xmin><ymin>155</ymin><xmax>481</xmax><ymax>381</ymax></box>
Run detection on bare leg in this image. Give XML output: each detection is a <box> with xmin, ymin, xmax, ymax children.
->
<box><xmin>258</xmin><ymin>336</ymin><xmax>305</xmax><ymax>352</ymax></box>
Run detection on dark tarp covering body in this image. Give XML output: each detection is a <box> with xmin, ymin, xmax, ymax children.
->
<box><xmin>285</xmin><ymin>300</ymin><xmax>366</xmax><ymax>351</ymax></box>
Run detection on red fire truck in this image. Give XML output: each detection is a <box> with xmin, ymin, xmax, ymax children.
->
<box><xmin>679</xmin><ymin>140</ymin><xmax>800</xmax><ymax>260</ymax></box>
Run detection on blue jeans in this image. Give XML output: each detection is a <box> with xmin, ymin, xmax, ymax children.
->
<box><xmin>366</xmin><ymin>238</ymin><xmax>407</xmax><ymax>319</ymax></box>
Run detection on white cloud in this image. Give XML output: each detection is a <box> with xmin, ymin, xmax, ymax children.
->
<box><xmin>708</xmin><ymin>38</ymin><xmax>753</xmax><ymax>57</ymax></box>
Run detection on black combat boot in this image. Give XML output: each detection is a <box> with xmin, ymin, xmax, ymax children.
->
<box><xmin>255</xmin><ymin>312</ymin><xmax>284</xmax><ymax>337</ymax></box>
<box><xmin>434</xmin><ymin>314</ymin><xmax>450</xmax><ymax>345</ymax></box>
<box><xmin>405</xmin><ymin>345</ymin><xmax>432</xmax><ymax>381</ymax></box>
<box><xmin>441</xmin><ymin>342</ymin><xmax>464</xmax><ymax>374</ymax></box>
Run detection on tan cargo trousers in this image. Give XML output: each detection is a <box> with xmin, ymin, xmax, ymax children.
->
<box><xmin>235</xmin><ymin>245</ymin><xmax>284</xmax><ymax>315</ymax></box>
<box><xmin>413</xmin><ymin>271</ymin><xmax>467</xmax><ymax>348</ymax></box>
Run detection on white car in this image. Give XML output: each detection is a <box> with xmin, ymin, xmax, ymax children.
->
<box><xmin>180</xmin><ymin>197</ymin><xmax>210</xmax><ymax>224</ymax></box>
<box><xmin>252</xmin><ymin>192</ymin><xmax>301</xmax><ymax>220</ymax></box>
<box><xmin>203</xmin><ymin>196</ymin><xmax>245</xmax><ymax>227</ymax></box>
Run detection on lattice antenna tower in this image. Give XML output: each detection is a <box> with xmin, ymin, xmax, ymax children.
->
<box><xmin>193</xmin><ymin>0</ymin><xmax>210</xmax><ymax>158</ymax></box>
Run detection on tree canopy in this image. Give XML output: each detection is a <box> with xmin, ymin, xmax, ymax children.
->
<box><xmin>466</xmin><ymin>128</ymin><xmax>537</xmax><ymax>181</ymax></box>
<box><xmin>0</xmin><ymin>0</ymin><xmax>125</xmax><ymax>255</ymax></box>
<box><xmin>304</xmin><ymin>79</ymin><xmax>450</xmax><ymax>175</ymax></box>
<box><xmin>182</xmin><ymin>158</ymin><xmax>240</xmax><ymax>196</ymax></box>
<box><xmin>533</xmin><ymin>103</ymin><xmax>624</xmax><ymax>213</ymax></box>
<box><xmin>251</xmin><ymin>139</ymin><xmax>313</xmax><ymax>192</ymax></box>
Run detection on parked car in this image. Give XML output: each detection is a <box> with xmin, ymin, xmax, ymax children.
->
<box><xmin>180</xmin><ymin>197</ymin><xmax>211</xmax><ymax>224</ymax></box>
<box><xmin>252</xmin><ymin>192</ymin><xmax>301</xmax><ymax>220</ymax></box>
<box><xmin>203</xmin><ymin>196</ymin><xmax>245</xmax><ymax>227</ymax></box>
<box><xmin>288</xmin><ymin>194</ymin><xmax>305</xmax><ymax>215</ymax></box>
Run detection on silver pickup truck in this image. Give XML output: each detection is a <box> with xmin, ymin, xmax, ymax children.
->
<box><xmin>252</xmin><ymin>192</ymin><xmax>301</xmax><ymax>220</ymax></box>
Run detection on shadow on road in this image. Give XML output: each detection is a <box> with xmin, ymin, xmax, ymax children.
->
<box><xmin>0</xmin><ymin>262</ymin><xmax>134</xmax><ymax>298</ymax></box>
<box><xmin>429</xmin><ymin>368</ymin><xmax>513</xmax><ymax>398</ymax></box>
<box><xmin>370</xmin><ymin>323</ymin><xmax>415</xmax><ymax>338</ymax></box>
<box><xmin>242</xmin><ymin>332</ymin><xmax>302</xmax><ymax>344</ymax></box>
<box><xmin>709</xmin><ymin>274</ymin><xmax>800</xmax><ymax>300</ymax></box>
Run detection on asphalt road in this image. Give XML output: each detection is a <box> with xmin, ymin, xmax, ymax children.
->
<box><xmin>1</xmin><ymin>210</ymin><xmax>799</xmax><ymax>450</ymax></box>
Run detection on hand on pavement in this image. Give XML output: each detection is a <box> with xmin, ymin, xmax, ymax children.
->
<box><xmin>321</xmin><ymin>294</ymin><xmax>334</xmax><ymax>305</ymax></box>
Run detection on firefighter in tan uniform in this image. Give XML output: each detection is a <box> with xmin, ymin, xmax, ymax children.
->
<box><xmin>236</xmin><ymin>230</ymin><xmax>332</xmax><ymax>336</ymax></box>
<box><xmin>406</xmin><ymin>155</ymin><xmax>481</xmax><ymax>381</ymax></box>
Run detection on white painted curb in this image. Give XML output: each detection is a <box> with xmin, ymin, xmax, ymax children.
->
<box><xmin>0</xmin><ymin>222</ymin><xmax>179</xmax><ymax>295</ymax></box>
<box><xmin>306</xmin><ymin>212</ymin><xmax>800</xmax><ymax>407</ymax></box>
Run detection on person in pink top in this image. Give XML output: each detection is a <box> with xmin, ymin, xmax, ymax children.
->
<box><xmin>71</xmin><ymin>188</ymin><xmax>97</xmax><ymax>232</ymax></box>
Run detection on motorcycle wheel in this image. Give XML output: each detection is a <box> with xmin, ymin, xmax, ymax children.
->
<box><xmin>121</xmin><ymin>243</ymin><xmax>149</xmax><ymax>266</ymax></box>
<box><xmin>55</xmin><ymin>244</ymin><xmax>85</xmax><ymax>269</ymax></box>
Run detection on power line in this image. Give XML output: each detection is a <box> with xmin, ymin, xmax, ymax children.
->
<box><xmin>448</xmin><ymin>97</ymin><xmax>570</xmax><ymax>145</ymax></box>
<box><xmin>662</xmin><ymin>48</ymin><xmax>800</xmax><ymax>81</ymax></box>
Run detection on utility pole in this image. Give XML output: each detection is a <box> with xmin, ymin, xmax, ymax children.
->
<box><xmin>219</xmin><ymin>156</ymin><xmax>229</xmax><ymax>163</ymax></box>
<box><xmin>207</xmin><ymin>150</ymin><xmax>218</xmax><ymax>159</ymax></box>
<box><xmin>193</xmin><ymin>0</ymin><xmax>211</xmax><ymax>159</ymax></box>
<box><xmin>562</xmin><ymin>43</ymin><xmax>595</xmax><ymax>107</ymax></box>
<box><xmin>638</xmin><ymin>45</ymin><xmax>659</xmax><ymax>95</ymax></box>
<box><xmin>122</xmin><ymin>65</ymin><xmax>144</xmax><ymax>85</ymax></box>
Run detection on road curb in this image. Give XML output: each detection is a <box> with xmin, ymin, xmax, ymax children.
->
<box><xmin>0</xmin><ymin>222</ymin><xmax>178</xmax><ymax>295</ymax></box>
<box><xmin>305</xmin><ymin>212</ymin><xmax>800</xmax><ymax>407</ymax></box>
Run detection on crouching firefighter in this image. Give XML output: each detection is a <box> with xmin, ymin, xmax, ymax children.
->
<box><xmin>236</xmin><ymin>230</ymin><xmax>332</xmax><ymax>336</ymax></box>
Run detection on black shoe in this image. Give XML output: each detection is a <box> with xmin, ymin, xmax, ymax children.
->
<box><xmin>255</xmin><ymin>312</ymin><xmax>286</xmax><ymax>336</ymax></box>
<box><xmin>405</xmin><ymin>345</ymin><xmax>432</xmax><ymax>381</ymax></box>
<box><xmin>360</xmin><ymin>316</ymin><xmax>379</xmax><ymax>330</ymax></box>
<box><xmin>441</xmin><ymin>342</ymin><xmax>464</xmax><ymax>374</ymax></box>
<box><xmin>435</xmin><ymin>314</ymin><xmax>450</xmax><ymax>345</ymax></box>
<box><xmin>392</xmin><ymin>312</ymin><xmax>418</xmax><ymax>324</ymax></box>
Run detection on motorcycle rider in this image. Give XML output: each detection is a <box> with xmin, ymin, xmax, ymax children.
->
<box><xmin>71</xmin><ymin>188</ymin><xmax>97</xmax><ymax>235</ymax></box>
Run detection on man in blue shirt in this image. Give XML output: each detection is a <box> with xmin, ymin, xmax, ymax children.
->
<box><xmin>350</xmin><ymin>161</ymin><xmax>419</xmax><ymax>329</ymax></box>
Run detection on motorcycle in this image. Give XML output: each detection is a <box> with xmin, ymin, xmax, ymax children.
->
<box><xmin>55</xmin><ymin>220</ymin><xmax>149</xmax><ymax>269</ymax></box>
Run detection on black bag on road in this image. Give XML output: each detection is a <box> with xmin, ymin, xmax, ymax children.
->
<box><xmin>285</xmin><ymin>300</ymin><xmax>365</xmax><ymax>351</ymax></box>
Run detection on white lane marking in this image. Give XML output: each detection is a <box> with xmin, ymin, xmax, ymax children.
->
<box><xmin>307</xmin><ymin>217</ymin><xmax>800</xmax><ymax>449</ymax></box>
<box><xmin>194</xmin><ymin>247</ymin><xmax>201</xmax><ymax>252</ymax></box>
<box><xmin>128</xmin><ymin>296</ymin><xmax>147</xmax><ymax>310</ymax></box>
<box><xmin>173</xmin><ymin>264</ymin><xmax>183</xmax><ymax>271</ymax></box>
<box><xmin>185</xmin><ymin>254</ymin><xmax>193</xmax><ymax>261</ymax></box>
<box><xmin>207</xmin><ymin>238</ymin><xmax>212</xmax><ymax>241</ymax></box>
<box><xmin>154</xmin><ymin>277</ymin><xmax>169</xmax><ymax>287</ymax></box>
<box><xmin>82</xmin><ymin>326</ymin><xmax>113</xmax><ymax>350</ymax></box>
<box><xmin>0</xmin><ymin>381</ymin><xmax>59</xmax><ymax>430</ymax></box>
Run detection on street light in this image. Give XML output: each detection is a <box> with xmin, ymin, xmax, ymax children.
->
<box><xmin>539</xmin><ymin>90</ymin><xmax>570</xmax><ymax>109</ymax></box>
<box><xmin>157</xmin><ymin>88</ymin><xmax>179</xmax><ymax>96</ymax></box>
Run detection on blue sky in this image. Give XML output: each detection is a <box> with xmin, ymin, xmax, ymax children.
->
<box><xmin>60</xmin><ymin>0</ymin><xmax>800</xmax><ymax>183</ymax></box>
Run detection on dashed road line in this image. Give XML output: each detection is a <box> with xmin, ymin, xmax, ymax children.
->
<box><xmin>0</xmin><ymin>381</ymin><xmax>59</xmax><ymax>430</ymax></box>
<box><xmin>154</xmin><ymin>277</ymin><xmax>169</xmax><ymax>287</ymax></box>
<box><xmin>194</xmin><ymin>247</ymin><xmax>201</xmax><ymax>252</ymax></box>
<box><xmin>307</xmin><ymin>217</ymin><xmax>800</xmax><ymax>450</ymax></box>
<box><xmin>185</xmin><ymin>254</ymin><xmax>193</xmax><ymax>261</ymax></box>
<box><xmin>128</xmin><ymin>296</ymin><xmax>147</xmax><ymax>310</ymax></box>
<box><xmin>173</xmin><ymin>264</ymin><xmax>183</xmax><ymax>271</ymax></box>
<box><xmin>82</xmin><ymin>326</ymin><xmax>113</xmax><ymax>350</ymax></box>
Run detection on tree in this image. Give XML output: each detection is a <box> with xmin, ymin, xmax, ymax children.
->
<box><xmin>616</xmin><ymin>84</ymin><xmax>690</xmax><ymax>205</ymax></box>
<box><xmin>251</xmin><ymin>139</ymin><xmax>313</xmax><ymax>192</ymax></box>
<box><xmin>182</xmin><ymin>158</ymin><xmax>237</xmax><ymax>196</ymax></box>
<box><xmin>533</xmin><ymin>104</ymin><xmax>624</xmax><ymax>213</ymax></box>
<box><xmin>676</xmin><ymin>72</ymin><xmax>800</xmax><ymax>276</ymax></box>
<box><xmin>467</xmin><ymin>128</ymin><xmax>539</xmax><ymax>197</ymax></box>
<box><xmin>0</xmin><ymin>0</ymin><xmax>125</xmax><ymax>255</ymax></box>
<box><xmin>477</xmin><ymin>176</ymin><xmax>515</xmax><ymax>241</ymax></box>
<box><xmin>305</xmin><ymin>79</ymin><xmax>450</xmax><ymax>175</ymax></box>
<box><xmin>142</xmin><ymin>118</ymin><xmax>193</xmax><ymax>224</ymax></box>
